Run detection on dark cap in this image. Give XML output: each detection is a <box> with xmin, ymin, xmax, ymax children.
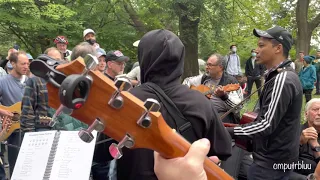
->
<box><xmin>303</xmin><ymin>55</ymin><xmax>316</xmax><ymax>64</ymax></box>
<box><xmin>105</xmin><ymin>50</ymin><xmax>129</xmax><ymax>62</ymax></box>
<box><xmin>253</xmin><ymin>26</ymin><xmax>293</xmax><ymax>51</ymax></box>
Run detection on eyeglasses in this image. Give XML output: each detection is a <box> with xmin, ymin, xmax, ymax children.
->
<box><xmin>111</xmin><ymin>61</ymin><xmax>126</xmax><ymax>67</ymax></box>
<box><xmin>206</xmin><ymin>63</ymin><xmax>219</xmax><ymax>67</ymax></box>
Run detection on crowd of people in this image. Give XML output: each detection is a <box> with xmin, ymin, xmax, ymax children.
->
<box><xmin>0</xmin><ymin>25</ymin><xmax>318</xmax><ymax>180</ymax></box>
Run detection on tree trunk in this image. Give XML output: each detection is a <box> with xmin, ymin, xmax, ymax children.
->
<box><xmin>179</xmin><ymin>15</ymin><xmax>200</xmax><ymax>81</ymax></box>
<box><xmin>175</xmin><ymin>1</ymin><xmax>203</xmax><ymax>81</ymax></box>
<box><xmin>123</xmin><ymin>0</ymin><xmax>147</xmax><ymax>35</ymax></box>
<box><xmin>296</xmin><ymin>0</ymin><xmax>320</xmax><ymax>56</ymax></box>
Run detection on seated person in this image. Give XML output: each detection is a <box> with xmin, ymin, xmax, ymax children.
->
<box><xmin>290</xmin><ymin>98</ymin><xmax>320</xmax><ymax>179</ymax></box>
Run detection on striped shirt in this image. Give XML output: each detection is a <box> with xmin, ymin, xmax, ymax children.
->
<box><xmin>20</xmin><ymin>77</ymin><xmax>51</xmax><ymax>131</ymax></box>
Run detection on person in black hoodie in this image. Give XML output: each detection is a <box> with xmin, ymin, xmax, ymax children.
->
<box><xmin>244</xmin><ymin>49</ymin><xmax>265</xmax><ymax>98</ymax></box>
<box><xmin>226</xmin><ymin>26</ymin><xmax>303</xmax><ymax>180</ymax></box>
<box><xmin>114</xmin><ymin>29</ymin><xmax>232</xmax><ymax>180</ymax></box>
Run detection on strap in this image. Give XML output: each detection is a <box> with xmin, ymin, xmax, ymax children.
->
<box><xmin>226</xmin><ymin>55</ymin><xmax>230</xmax><ymax>69</ymax></box>
<box><xmin>143</xmin><ymin>82</ymin><xmax>197</xmax><ymax>143</ymax></box>
<box><xmin>220</xmin><ymin>67</ymin><xmax>291</xmax><ymax>120</ymax></box>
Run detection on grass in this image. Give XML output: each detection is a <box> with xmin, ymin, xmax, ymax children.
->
<box><xmin>240</xmin><ymin>85</ymin><xmax>320</xmax><ymax>124</ymax></box>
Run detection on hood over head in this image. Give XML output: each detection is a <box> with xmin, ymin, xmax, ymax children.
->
<box><xmin>138</xmin><ymin>29</ymin><xmax>185</xmax><ymax>88</ymax></box>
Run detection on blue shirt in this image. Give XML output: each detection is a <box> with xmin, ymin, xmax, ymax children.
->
<box><xmin>0</xmin><ymin>74</ymin><xmax>26</xmax><ymax>106</ymax></box>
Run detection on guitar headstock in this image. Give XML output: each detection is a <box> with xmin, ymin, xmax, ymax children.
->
<box><xmin>44</xmin><ymin>57</ymin><xmax>185</xmax><ymax>158</ymax></box>
<box><xmin>39</xmin><ymin>116</ymin><xmax>52</xmax><ymax>125</ymax></box>
<box><xmin>37</xmin><ymin>56</ymin><xmax>234</xmax><ymax>179</ymax></box>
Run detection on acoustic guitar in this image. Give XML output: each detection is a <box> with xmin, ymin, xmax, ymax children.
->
<box><xmin>0</xmin><ymin>101</ymin><xmax>52</xmax><ymax>142</ymax></box>
<box><xmin>190</xmin><ymin>84</ymin><xmax>240</xmax><ymax>99</ymax></box>
<box><xmin>223</xmin><ymin>112</ymin><xmax>257</xmax><ymax>152</ymax></box>
<box><xmin>0</xmin><ymin>102</ymin><xmax>21</xmax><ymax>142</ymax></box>
<box><xmin>42</xmin><ymin>57</ymin><xmax>234</xmax><ymax>180</ymax></box>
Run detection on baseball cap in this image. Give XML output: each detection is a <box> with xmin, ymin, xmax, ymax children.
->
<box><xmin>26</xmin><ymin>53</ymin><xmax>33</xmax><ymax>60</ymax></box>
<box><xmin>83</xmin><ymin>29</ymin><xmax>95</xmax><ymax>38</ymax></box>
<box><xmin>105</xmin><ymin>50</ymin><xmax>129</xmax><ymax>62</ymax></box>
<box><xmin>96</xmin><ymin>48</ymin><xmax>107</xmax><ymax>58</ymax></box>
<box><xmin>253</xmin><ymin>26</ymin><xmax>293</xmax><ymax>51</ymax></box>
<box><xmin>6</xmin><ymin>61</ymin><xmax>13</xmax><ymax>70</ymax></box>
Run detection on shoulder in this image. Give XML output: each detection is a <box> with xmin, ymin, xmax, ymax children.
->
<box><xmin>276</xmin><ymin>70</ymin><xmax>302</xmax><ymax>92</ymax></box>
<box><xmin>0</xmin><ymin>75</ymin><xmax>10</xmax><ymax>83</ymax></box>
<box><xmin>25</xmin><ymin>76</ymin><xmax>38</xmax><ymax>84</ymax></box>
<box><xmin>223</xmin><ymin>73</ymin><xmax>238</xmax><ymax>83</ymax></box>
<box><xmin>182</xmin><ymin>74</ymin><xmax>203</xmax><ymax>85</ymax></box>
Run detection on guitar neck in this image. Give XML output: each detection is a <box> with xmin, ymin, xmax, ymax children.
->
<box><xmin>156</xmin><ymin>116</ymin><xmax>233</xmax><ymax>180</ymax></box>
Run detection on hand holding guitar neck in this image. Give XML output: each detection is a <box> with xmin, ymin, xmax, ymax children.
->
<box><xmin>30</xmin><ymin>55</ymin><xmax>234</xmax><ymax>180</ymax></box>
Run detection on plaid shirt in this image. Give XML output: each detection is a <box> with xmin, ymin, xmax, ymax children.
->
<box><xmin>21</xmin><ymin>77</ymin><xmax>51</xmax><ymax>132</ymax></box>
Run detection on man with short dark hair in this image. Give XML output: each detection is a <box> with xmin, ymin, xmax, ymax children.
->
<box><xmin>226</xmin><ymin>26</ymin><xmax>303</xmax><ymax>180</ymax></box>
<box><xmin>245</xmin><ymin>49</ymin><xmax>265</xmax><ymax>97</ymax></box>
<box><xmin>0</xmin><ymin>51</ymin><xmax>29</xmax><ymax>177</ymax></box>
<box><xmin>225</xmin><ymin>44</ymin><xmax>242</xmax><ymax>77</ymax></box>
<box><xmin>295</xmin><ymin>51</ymin><xmax>305</xmax><ymax>74</ymax></box>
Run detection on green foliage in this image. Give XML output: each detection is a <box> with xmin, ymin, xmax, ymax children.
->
<box><xmin>0</xmin><ymin>0</ymin><xmax>318</xmax><ymax>70</ymax></box>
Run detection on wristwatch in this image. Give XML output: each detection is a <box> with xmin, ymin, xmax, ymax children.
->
<box><xmin>307</xmin><ymin>173</ymin><xmax>316</xmax><ymax>180</ymax></box>
<box><xmin>311</xmin><ymin>146</ymin><xmax>320</xmax><ymax>152</ymax></box>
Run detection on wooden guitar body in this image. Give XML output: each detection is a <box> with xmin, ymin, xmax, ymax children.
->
<box><xmin>0</xmin><ymin>102</ymin><xmax>21</xmax><ymax>142</ymax></box>
<box><xmin>223</xmin><ymin>112</ymin><xmax>258</xmax><ymax>152</ymax></box>
<box><xmin>190</xmin><ymin>84</ymin><xmax>240</xmax><ymax>99</ymax></box>
<box><xmin>43</xmin><ymin>57</ymin><xmax>234</xmax><ymax>180</ymax></box>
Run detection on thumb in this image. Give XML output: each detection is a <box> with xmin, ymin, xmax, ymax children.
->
<box><xmin>184</xmin><ymin>138</ymin><xmax>210</xmax><ymax>166</ymax></box>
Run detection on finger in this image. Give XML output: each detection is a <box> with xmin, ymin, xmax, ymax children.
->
<box><xmin>305</xmin><ymin>132</ymin><xmax>318</xmax><ymax>138</ymax></box>
<box><xmin>308</xmin><ymin>127</ymin><xmax>317</xmax><ymax>133</ymax></box>
<box><xmin>209</xmin><ymin>156</ymin><xmax>220</xmax><ymax>164</ymax></box>
<box><xmin>184</xmin><ymin>138</ymin><xmax>210</xmax><ymax>167</ymax></box>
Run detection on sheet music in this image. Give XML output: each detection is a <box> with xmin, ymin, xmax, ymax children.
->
<box><xmin>49</xmin><ymin>130</ymin><xmax>97</xmax><ymax>180</ymax></box>
<box><xmin>11</xmin><ymin>131</ymin><xmax>57</xmax><ymax>180</ymax></box>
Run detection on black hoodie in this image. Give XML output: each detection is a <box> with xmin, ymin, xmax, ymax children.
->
<box><xmin>116</xmin><ymin>29</ymin><xmax>232</xmax><ymax>180</ymax></box>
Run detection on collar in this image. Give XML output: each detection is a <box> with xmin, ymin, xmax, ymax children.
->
<box><xmin>104</xmin><ymin>73</ymin><xmax>115</xmax><ymax>81</ymax></box>
<box><xmin>265</xmin><ymin>61</ymin><xmax>284</xmax><ymax>78</ymax></box>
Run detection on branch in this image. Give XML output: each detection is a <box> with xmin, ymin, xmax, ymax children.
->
<box><xmin>310</xmin><ymin>13</ymin><xmax>320</xmax><ymax>31</ymax></box>
<box><xmin>7</xmin><ymin>25</ymin><xmax>33</xmax><ymax>53</ymax></box>
<box><xmin>122</xmin><ymin>0</ymin><xmax>147</xmax><ymax>34</ymax></box>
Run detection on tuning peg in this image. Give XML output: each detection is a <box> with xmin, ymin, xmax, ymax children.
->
<box><xmin>108</xmin><ymin>77</ymin><xmax>132</xmax><ymax>109</ymax></box>
<box><xmin>83</xmin><ymin>54</ymin><xmax>99</xmax><ymax>73</ymax></box>
<box><xmin>137</xmin><ymin>98</ymin><xmax>161</xmax><ymax>128</ymax></box>
<box><xmin>48</xmin><ymin>105</ymin><xmax>73</xmax><ymax>127</ymax></box>
<box><xmin>78</xmin><ymin>119</ymin><xmax>105</xmax><ymax>143</ymax></box>
<box><xmin>109</xmin><ymin>134</ymin><xmax>135</xmax><ymax>159</ymax></box>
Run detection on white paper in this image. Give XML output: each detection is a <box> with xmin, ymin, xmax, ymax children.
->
<box><xmin>49</xmin><ymin>130</ymin><xmax>97</xmax><ymax>180</ymax></box>
<box><xmin>11</xmin><ymin>131</ymin><xmax>57</xmax><ymax>180</ymax></box>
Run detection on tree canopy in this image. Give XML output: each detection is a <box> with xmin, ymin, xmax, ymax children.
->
<box><xmin>0</xmin><ymin>0</ymin><xmax>319</xmax><ymax>75</ymax></box>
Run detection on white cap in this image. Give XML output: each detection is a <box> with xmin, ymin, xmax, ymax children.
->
<box><xmin>83</xmin><ymin>29</ymin><xmax>95</xmax><ymax>38</ymax></box>
<box><xmin>133</xmin><ymin>40</ymin><xmax>140</xmax><ymax>47</ymax></box>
